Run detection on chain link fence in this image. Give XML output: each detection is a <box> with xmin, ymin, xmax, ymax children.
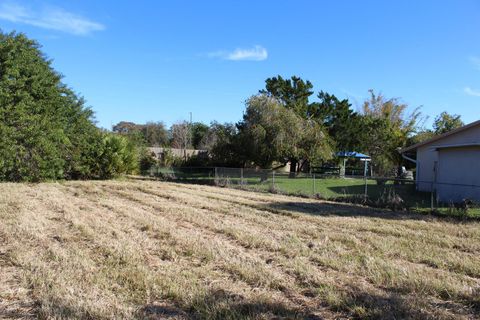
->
<box><xmin>143</xmin><ymin>166</ymin><xmax>480</xmax><ymax>217</ymax></box>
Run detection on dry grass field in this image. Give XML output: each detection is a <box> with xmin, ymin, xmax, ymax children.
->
<box><xmin>0</xmin><ymin>180</ymin><xmax>479</xmax><ymax>319</ymax></box>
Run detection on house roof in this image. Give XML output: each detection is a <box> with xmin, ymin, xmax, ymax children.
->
<box><xmin>433</xmin><ymin>143</ymin><xmax>480</xmax><ymax>151</ymax></box>
<box><xmin>401</xmin><ymin>120</ymin><xmax>480</xmax><ymax>153</ymax></box>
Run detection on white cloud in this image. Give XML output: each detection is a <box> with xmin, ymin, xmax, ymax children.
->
<box><xmin>464</xmin><ymin>87</ymin><xmax>480</xmax><ymax>97</ymax></box>
<box><xmin>227</xmin><ymin>45</ymin><xmax>268</xmax><ymax>61</ymax></box>
<box><xmin>0</xmin><ymin>2</ymin><xmax>104</xmax><ymax>36</ymax></box>
<box><xmin>469</xmin><ymin>56</ymin><xmax>480</xmax><ymax>70</ymax></box>
<box><xmin>208</xmin><ymin>45</ymin><xmax>268</xmax><ymax>61</ymax></box>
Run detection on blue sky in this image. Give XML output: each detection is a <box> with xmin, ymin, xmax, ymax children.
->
<box><xmin>1</xmin><ymin>0</ymin><xmax>479</xmax><ymax>129</ymax></box>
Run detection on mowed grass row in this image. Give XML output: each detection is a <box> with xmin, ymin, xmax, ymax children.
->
<box><xmin>156</xmin><ymin>168</ymin><xmax>447</xmax><ymax>213</ymax></box>
<box><xmin>172</xmin><ymin>170</ymin><xmax>479</xmax><ymax>216</ymax></box>
<box><xmin>0</xmin><ymin>180</ymin><xmax>479</xmax><ymax>319</ymax></box>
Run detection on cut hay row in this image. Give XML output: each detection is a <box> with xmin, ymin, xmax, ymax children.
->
<box><xmin>0</xmin><ymin>180</ymin><xmax>479</xmax><ymax>319</ymax></box>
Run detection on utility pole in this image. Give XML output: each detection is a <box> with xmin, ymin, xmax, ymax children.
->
<box><xmin>188</xmin><ymin>112</ymin><xmax>192</xmax><ymax>150</ymax></box>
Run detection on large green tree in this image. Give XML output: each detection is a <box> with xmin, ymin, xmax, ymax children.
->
<box><xmin>260</xmin><ymin>76</ymin><xmax>330</xmax><ymax>174</ymax></box>
<box><xmin>433</xmin><ymin>111</ymin><xmax>464</xmax><ymax>134</ymax></box>
<box><xmin>141</xmin><ymin>122</ymin><xmax>169</xmax><ymax>146</ymax></box>
<box><xmin>308</xmin><ymin>91</ymin><xmax>363</xmax><ymax>152</ymax></box>
<box><xmin>0</xmin><ymin>31</ymin><xmax>138</xmax><ymax>181</ymax></box>
<box><xmin>261</xmin><ymin>75</ymin><xmax>314</xmax><ymax>118</ymax></box>
<box><xmin>237</xmin><ymin>94</ymin><xmax>332</xmax><ymax>171</ymax></box>
<box><xmin>113</xmin><ymin>121</ymin><xmax>168</xmax><ymax>146</ymax></box>
<box><xmin>406</xmin><ymin>111</ymin><xmax>464</xmax><ymax>148</ymax></box>
<box><xmin>191</xmin><ymin>122</ymin><xmax>210</xmax><ymax>149</ymax></box>
<box><xmin>0</xmin><ymin>31</ymin><xmax>99</xmax><ymax>181</ymax></box>
<box><xmin>407</xmin><ymin>129</ymin><xmax>435</xmax><ymax>146</ymax></box>
<box><xmin>207</xmin><ymin>122</ymin><xmax>244</xmax><ymax>167</ymax></box>
<box><xmin>361</xmin><ymin>90</ymin><xmax>422</xmax><ymax>176</ymax></box>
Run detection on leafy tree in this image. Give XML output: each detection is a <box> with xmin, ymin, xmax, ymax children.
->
<box><xmin>139</xmin><ymin>149</ymin><xmax>157</xmax><ymax>174</ymax></box>
<box><xmin>406</xmin><ymin>112</ymin><xmax>463</xmax><ymax>147</ymax></box>
<box><xmin>0</xmin><ymin>31</ymin><xmax>104</xmax><ymax>181</ymax></box>
<box><xmin>260</xmin><ymin>76</ymin><xmax>324</xmax><ymax>174</ymax></box>
<box><xmin>308</xmin><ymin>91</ymin><xmax>363</xmax><ymax>152</ymax></box>
<box><xmin>113</xmin><ymin>121</ymin><xmax>168</xmax><ymax>146</ymax></box>
<box><xmin>360</xmin><ymin>90</ymin><xmax>423</xmax><ymax>176</ymax></box>
<box><xmin>112</xmin><ymin>121</ymin><xmax>138</xmax><ymax>134</ymax></box>
<box><xmin>94</xmin><ymin>134</ymin><xmax>139</xmax><ymax>179</ymax></box>
<box><xmin>207</xmin><ymin>122</ymin><xmax>243</xmax><ymax>167</ymax></box>
<box><xmin>141</xmin><ymin>122</ymin><xmax>169</xmax><ymax>146</ymax></box>
<box><xmin>362</xmin><ymin>90</ymin><xmax>421</xmax><ymax>136</ymax></box>
<box><xmin>0</xmin><ymin>31</ymin><xmax>141</xmax><ymax>181</ymax></box>
<box><xmin>433</xmin><ymin>112</ymin><xmax>464</xmax><ymax>134</ymax></box>
<box><xmin>297</xmin><ymin>118</ymin><xmax>334</xmax><ymax>170</ymax></box>
<box><xmin>261</xmin><ymin>75</ymin><xmax>314</xmax><ymax>118</ymax></box>
<box><xmin>191</xmin><ymin>122</ymin><xmax>209</xmax><ymax>149</ymax></box>
<box><xmin>237</xmin><ymin>95</ymin><xmax>332</xmax><ymax>171</ymax></box>
<box><xmin>359</xmin><ymin>116</ymin><xmax>398</xmax><ymax>176</ymax></box>
<box><xmin>407</xmin><ymin>130</ymin><xmax>435</xmax><ymax>146</ymax></box>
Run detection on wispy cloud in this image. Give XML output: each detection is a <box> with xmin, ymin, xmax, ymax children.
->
<box><xmin>0</xmin><ymin>2</ymin><xmax>104</xmax><ymax>36</ymax></box>
<box><xmin>469</xmin><ymin>56</ymin><xmax>480</xmax><ymax>70</ymax></box>
<box><xmin>464</xmin><ymin>87</ymin><xmax>480</xmax><ymax>97</ymax></box>
<box><xmin>208</xmin><ymin>45</ymin><xmax>268</xmax><ymax>61</ymax></box>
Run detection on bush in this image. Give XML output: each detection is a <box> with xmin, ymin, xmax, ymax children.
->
<box><xmin>94</xmin><ymin>134</ymin><xmax>139</xmax><ymax>179</ymax></box>
<box><xmin>139</xmin><ymin>150</ymin><xmax>157</xmax><ymax>174</ymax></box>
<box><xmin>183</xmin><ymin>153</ymin><xmax>210</xmax><ymax>167</ymax></box>
<box><xmin>0</xmin><ymin>31</ymin><xmax>142</xmax><ymax>182</ymax></box>
<box><xmin>0</xmin><ymin>32</ymin><xmax>109</xmax><ymax>181</ymax></box>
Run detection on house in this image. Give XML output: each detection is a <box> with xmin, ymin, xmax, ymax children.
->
<box><xmin>148</xmin><ymin>147</ymin><xmax>208</xmax><ymax>162</ymax></box>
<box><xmin>401</xmin><ymin>120</ymin><xmax>480</xmax><ymax>202</ymax></box>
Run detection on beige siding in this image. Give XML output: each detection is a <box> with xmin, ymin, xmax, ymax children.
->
<box><xmin>417</xmin><ymin>126</ymin><xmax>480</xmax><ymax>191</ymax></box>
<box><xmin>435</xmin><ymin>147</ymin><xmax>480</xmax><ymax>202</ymax></box>
<box><xmin>416</xmin><ymin>145</ymin><xmax>438</xmax><ymax>191</ymax></box>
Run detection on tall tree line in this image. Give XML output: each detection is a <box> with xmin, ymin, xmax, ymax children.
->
<box><xmin>0</xmin><ymin>31</ymin><xmax>138</xmax><ymax>181</ymax></box>
<box><xmin>114</xmin><ymin>75</ymin><xmax>464</xmax><ymax>177</ymax></box>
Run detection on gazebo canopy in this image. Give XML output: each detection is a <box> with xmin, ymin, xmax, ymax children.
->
<box><xmin>335</xmin><ymin>151</ymin><xmax>370</xmax><ymax>159</ymax></box>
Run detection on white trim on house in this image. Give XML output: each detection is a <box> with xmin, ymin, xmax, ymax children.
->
<box><xmin>430</xmin><ymin>143</ymin><xmax>480</xmax><ymax>151</ymax></box>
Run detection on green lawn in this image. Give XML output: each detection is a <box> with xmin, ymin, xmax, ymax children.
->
<box><xmin>243</xmin><ymin>176</ymin><xmax>480</xmax><ymax>217</ymax></box>
<box><xmin>145</xmin><ymin>167</ymin><xmax>480</xmax><ymax>217</ymax></box>
<box><xmin>239</xmin><ymin>176</ymin><xmax>430</xmax><ymax>205</ymax></box>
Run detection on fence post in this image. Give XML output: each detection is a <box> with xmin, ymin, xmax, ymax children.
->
<box><xmin>240</xmin><ymin>168</ymin><xmax>244</xmax><ymax>185</ymax></box>
<box><xmin>363</xmin><ymin>160</ymin><xmax>368</xmax><ymax>200</ymax></box>
<box><xmin>272</xmin><ymin>170</ymin><xmax>275</xmax><ymax>190</ymax></box>
<box><xmin>313</xmin><ymin>174</ymin><xmax>316</xmax><ymax>195</ymax></box>
<box><xmin>430</xmin><ymin>182</ymin><xmax>434</xmax><ymax>211</ymax></box>
<box><xmin>214</xmin><ymin>167</ymin><xmax>218</xmax><ymax>184</ymax></box>
<box><xmin>364</xmin><ymin>176</ymin><xmax>368</xmax><ymax>199</ymax></box>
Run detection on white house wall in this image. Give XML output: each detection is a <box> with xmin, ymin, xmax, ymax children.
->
<box><xmin>416</xmin><ymin>145</ymin><xmax>437</xmax><ymax>192</ymax></box>
<box><xmin>436</xmin><ymin>147</ymin><xmax>480</xmax><ymax>202</ymax></box>
<box><xmin>416</xmin><ymin>124</ymin><xmax>480</xmax><ymax>192</ymax></box>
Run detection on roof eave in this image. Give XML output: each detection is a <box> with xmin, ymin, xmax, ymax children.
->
<box><xmin>400</xmin><ymin>119</ymin><xmax>480</xmax><ymax>153</ymax></box>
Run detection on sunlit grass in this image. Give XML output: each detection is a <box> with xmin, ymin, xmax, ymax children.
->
<box><xmin>0</xmin><ymin>180</ymin><xmax>478</xmax><ymax>319</ymax></box>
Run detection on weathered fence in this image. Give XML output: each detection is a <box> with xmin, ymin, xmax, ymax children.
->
<box><xmin>143</xmin><ymin>166</ymin><xmax>480</xmax><ymax>216</ymax></box>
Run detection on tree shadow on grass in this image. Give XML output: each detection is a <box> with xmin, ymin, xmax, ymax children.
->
<box><xmin>327</xmin><ymin>183</ymin><xmax>431</xmax><ymax>207</ymax></box>
<box><xmin>0</xmin><ymin>301</ymin><xmax>36</xmax><ymax>319</ymax></box>
<box><xmin>265</xmin><ymin>200</ymin><xmax>470</xmax><ymax>223</ymax></box>
<box><xmin>137</xmin><ymin>288</ymin><xmax>323</xmax><ymax>320</ymax></box>
<box><xmin>137</xmin><ymin>302</ymin><xmax>189</xmax><ymax>319</ymax></box>
<box><xmin>136</xmin><ymin>287</ymin><xmax>475</xmax><ymax>320</ymax></box>
<box><xmin>21</xmin><ymin>284</ymin><xmax>476</xmax><ymax>319</ymax></box>
<box><xmin>331</xmin><ymin>289</ymin><xmax>475</xmax><ymax>320</ymax></box>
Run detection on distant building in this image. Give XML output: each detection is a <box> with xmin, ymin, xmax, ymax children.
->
<box><xmin>148</xmin><ymin>147</ymin><xmax>208</xmax><ymax>162</ymax></box>
<box><xmin>401</xmin><ymin>120</ymin><xmax>480</xmax><ymax>202</ymax></box>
